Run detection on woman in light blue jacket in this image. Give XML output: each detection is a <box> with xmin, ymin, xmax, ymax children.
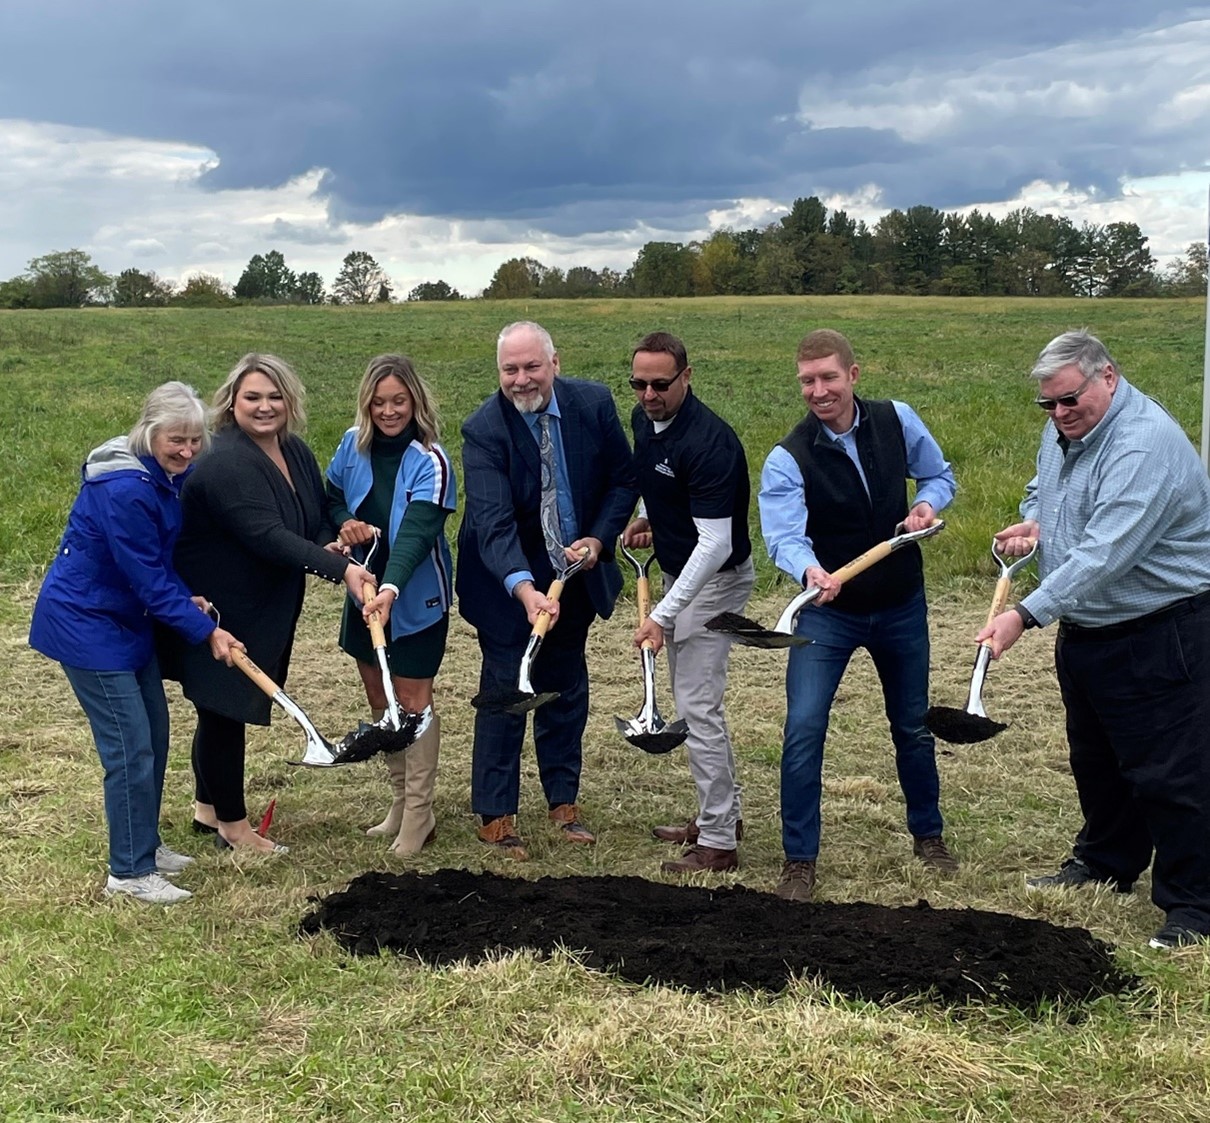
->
<box><xmin>30</xmin><ymin>382</ymin><xmax>240</xmax><ymax>905</ymax></box>
<box><xmin>326</xmin><ymin>355</ymin><xmax>456</xmax><ymax>855</ymax></box>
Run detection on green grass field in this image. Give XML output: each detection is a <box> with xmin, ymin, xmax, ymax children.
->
<box><xmin>1</xmin><ymin>297</ymin><xmax>1208</xmax><ymax>1122</ymax></box>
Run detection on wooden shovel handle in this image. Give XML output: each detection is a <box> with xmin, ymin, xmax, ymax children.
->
<box><xmin>636</xmin><ymin>575</ymin><xmax>651</xmax><ymax>625</ymax></box>
<box><xmin>831</xmin><ymin>541</ymin><xmax>894</xmax><ymax>585</ymax></box>
<box><xmin>532</xmin><ymin>577</ymin><xmax>567</xmax><ymax>639</ymax></box>
<box><xmin>985</xmin><ymin>576</ymin><xmax>1013</xmax><ymax>630</ymax></box>
<box><xmin>635</xmin><ymin>574</ymin><xmax>657</xmax><ymax>652</ymax></box>
<box><xmin>231</xmin><ymin>648</ymin><xmax>281</xmax><ymax>699</ymax></box>
<box><xmin>362</xmin><ymin>581</ymin><xmax>387</xmax><ymax>649</ymax></box>
<box><xmin>831</xmin><ymin>519</ymin><xmax>942</xmax><ymax>586</ymax></box>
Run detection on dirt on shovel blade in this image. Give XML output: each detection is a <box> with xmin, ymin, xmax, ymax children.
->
<box><xmin>925</xmin><ymin>706</ymin><xmax>1009</xmax><ymax>745</ymax></box>
<box><xmin>705</xmin><ymin>611</ymin><xmax>770</xmax><ymax>635</ymax></box>
<box><xmin>470</xmin><ymin>687</ymin><xmax>556</xmax><ymax>713</ymax></box>
<box><xmin>626</xmin><ymin>729</ymin><xmax>688</xmax><ymax>754</ymax></box>
<box><xmin>300</xmin><ymin>869</ymin><xmax>1135</xmax><ymax>1007</ymax></box>
<box><xmin>333</xmin><ymin>723</ymin><xmax>415</xmax><ymax>763</ymax></box>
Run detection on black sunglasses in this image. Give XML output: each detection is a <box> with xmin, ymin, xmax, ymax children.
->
<box><xmin>1034</xmin><ymin>373</ymin><xmax>1096</xmax><ymax>411</ymax></box>
<box><xmin>628</xmin><ymin>370</ymin><xmax>685</xmax><ymax>393</ymax></box>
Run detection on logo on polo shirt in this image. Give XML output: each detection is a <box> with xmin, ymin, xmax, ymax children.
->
<box><xmin>655</xmin><ymin>459</ymin><xmax>675</xmax><ymax>479</ymax></box>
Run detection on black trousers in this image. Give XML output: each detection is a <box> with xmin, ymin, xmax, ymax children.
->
<box><xmin>1057</xmin><ymin>594</ymin><xmax>1210</xmax><ymax>931</ymax></box>
<box><xmin>191</xmin><ymin>707</ymin><xmax>248</xmax><ymax>823</ymax></box>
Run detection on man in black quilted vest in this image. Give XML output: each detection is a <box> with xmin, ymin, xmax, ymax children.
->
<box><xmin>758</xmin><ymin>329</ymin><xmax>957</xmax><ymax>902</ymax></box>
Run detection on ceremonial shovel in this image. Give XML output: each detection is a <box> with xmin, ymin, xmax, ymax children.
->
<box><xmin>471</xmin><ymin>547</ymin><xmax>591</xmax><ymax>715</ymax></box>
<box><xmin>706</xmin><ymin>520</ymin><xmax>947</xmax><ymax>648</ymax></box>
<box><xmin>613</xmin><ymin>542</ymin><xmax>689</xmax><ymax>754</ymax></box>
<box><xmin>327</xmin><ymin>533</ymin><xmax>433</xmax><ymax>764</ymax></box>
<box><xmin>229</xmin><ymin>648</ymin><xmax>345</xmax><ymax>767</ymax></box>
<box><xmin>925</xmin><ymin>538</ymin><xmax>1038</xmax><ymax>745</ymax></box>
<box><xmin>201</xmin><ymin>604</ymin><xmax>341</xmax><ymax>767</ymax></box>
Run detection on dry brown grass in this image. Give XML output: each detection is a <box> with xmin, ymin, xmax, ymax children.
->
<box><xmin>4</xmin><ymin>577</ymin><xmax>1210</xmax><ymax>1122</ymax></box>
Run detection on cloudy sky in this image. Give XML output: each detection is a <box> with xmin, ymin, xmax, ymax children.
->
<box><xmin>1</xmin><ymin>1</ymin><xmax>1207</xmax><ymax>296</ymax></box>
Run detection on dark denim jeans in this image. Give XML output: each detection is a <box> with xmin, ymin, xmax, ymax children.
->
<box><xmin>780</xmin><ymin>590</ymin><xmax>942</xmax><ymax>861</ymax></box>
<box><xmin>62</xmin><ymin>658</ymin><xmax>169</xmax><ymax>878</ymax></box>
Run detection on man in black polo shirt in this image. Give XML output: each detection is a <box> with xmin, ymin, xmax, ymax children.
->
<box><xmin>758</xmin><ymin>328</ymin><xmax>957</xmax><ymax>901</ymax></box>
<box><xmin>622</xmin><ymin>331</ymin><xmax>754</xmax><ymax>874</ymax></box>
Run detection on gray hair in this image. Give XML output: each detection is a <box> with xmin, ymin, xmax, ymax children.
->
<box><xmin>211</xmin><ymin>352</ymin><xmax>307</xmax><ymax>435</ymax></box>
<box><xmin>497</xmin><ymin>320</ymin><xmax>556</xmax><ymax>364</ymax></box>
<box><xmin>1031</xmin><ymin>329</ymin><xmax>1119</xmax><ymax>383</ymax></box>
<box><xmin>128</xmin><ymin>381</ymin><xmax>210</xmax><ymax>456</ymax></box>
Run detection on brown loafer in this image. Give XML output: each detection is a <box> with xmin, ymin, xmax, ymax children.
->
<box><xmin>652</xmin><ymin>819</ymin><xmax>744</xmax><ymax>844</ymax></box>
<box><xmin>549</xmin><ymin>803</ymin><xmax>595</xmax><ymax>844</ymax></box>
<box><xmin>477</xmin><ymin>814</ymin><xmax>529</xmax><ymax>861</ymax></box>
<box><xmin>660</xmin><ymin>844</ymin><xmax>738</xmax><ymax>874</ymax></box>
<box><xmin>774</xmin><ymin>860</ymin><xmax>817</xmax><ymax>902</ymax></box>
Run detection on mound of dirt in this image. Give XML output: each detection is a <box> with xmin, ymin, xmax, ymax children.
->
<box><xmin>300</xmin><ymin>869</ymin><xmax>1134</xmax><ymax>1007</ymax></box>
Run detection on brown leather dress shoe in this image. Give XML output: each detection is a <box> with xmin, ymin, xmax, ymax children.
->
<box><xmin>660</xmin><ymin>845</ymin><xmax>738</xmax><ymax>874</ymax></box>
<box><xmin>549</xmin><ymin>803</ymin><xmax>595</xmax><ymax>844</ymax></box>
<box><xmin>477</xmin><ymin>815</ymin><xmax>529</xmax><ymax>860</ymax></box>
<box><xmin>913</xmin><ymin>835</ymin><xmax>959</xmax><ymax>873</ymax></box>
<box><xmin>652</xmin><ymin>819</ymin><xmax>745</xmax><ymax>844</ymax></box>
<box><xmin>774</xmin><ymin>860</ymin><xmax>816</xmax><ymax>902</ymax></box>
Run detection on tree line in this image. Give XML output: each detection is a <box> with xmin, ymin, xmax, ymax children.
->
<box><xmin>2</xmin><ymin>196</ymin><xmax>1205</xmax><ymax>310</ymax></box>
<box><xmin>482</xmin><ymin>198</ymin><xmax>1207</xmax><ymax>300</ymax></box>
<box><xmin>0</xmin><ymin>249</ymin><xmax>466</xmax><ymax>310</ymax></box>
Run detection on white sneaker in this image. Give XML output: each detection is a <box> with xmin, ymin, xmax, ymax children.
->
<box><xmin>155</xmin><ymin>845</ymin><xmax>195</xmax><ymax>875</ymax></box>
<box><xmin>104</xmin><ymin>872</ymin><xmax>192</xmax><ymax>904</ymax></box>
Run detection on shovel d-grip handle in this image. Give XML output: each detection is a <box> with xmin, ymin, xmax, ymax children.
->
<box><xmin>362</xmin><ymin>580</ymin><xmax>388</xmax><ymax>649</ymax></box>
<box><xmin>231</xmin><ymin>648</ymin><xmax>282</xmax><ymax>699</ymax></box>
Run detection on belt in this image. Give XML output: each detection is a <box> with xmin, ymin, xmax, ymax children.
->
<box><xmin>1059</xmin><ymin>588</ymin><xmax>1210</xmax><ymax>641</ymax></box>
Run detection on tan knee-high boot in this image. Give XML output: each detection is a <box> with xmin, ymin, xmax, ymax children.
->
<box><xmin>365</xmin><ymin>709</ymin><xmax>406</xmax><ymax>837</ymax></box>
<box><xmin>391</xmin><ymin>713</ymin><xmax>439</xmax><ymax>855</ymax></box>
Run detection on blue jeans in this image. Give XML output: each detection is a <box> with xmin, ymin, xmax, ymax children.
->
<box><xmin>781</xmin><ymin>590</ymin><xmax>942</xmax><ymax>861</ymax></box>
<box><xmin>62</xmin><ymin>659</ymin><xmax>169</xmax><ymax>878</ymax></box>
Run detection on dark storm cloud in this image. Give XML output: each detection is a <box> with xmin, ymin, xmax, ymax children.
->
<box><xmin>0</xmin><ymin>1</ymin><xmax>1203</xmax><ymax>234</ymax></box>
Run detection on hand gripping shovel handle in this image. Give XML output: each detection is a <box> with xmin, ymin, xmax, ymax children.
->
<box><xmin>363</xmin><ymin>580</ymin><xmax>403</xmax><ymax>730</ymax></box>
<box><xmin>230</xmin><ymin>647</ymin><xmax>283</xmax><ymax>699</ymax></box>
<box><xmin>531</xmin><ymin>576</ymin><xmax>566</xmax><ymax>640</ymax></box>
<box><xmin>529</xmin><ymin>545</ymin><xmax>590</xmax><ymax>639</ymax></box>
<box><xmin>773</xmin><ymin>519</ymin><xmax>945</xmax><ymax>632</ymax></box>
<box><xmin>364</xmin><ymin>581</ymin><xmax>388</xmax><ymax>650</ymax></box>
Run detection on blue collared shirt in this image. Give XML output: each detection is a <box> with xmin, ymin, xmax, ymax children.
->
<box><xmin>759</xmin><ymin>401</ymin><xmax>956</xmax><ymax>582</ymax></box>
<box><xmin>503</xmin><ymin>389</ymin><xmax>579</xmax><ymax>595</ymax></box>
<box><xmin>1018</xmin><ymin>377</ymin><xmax>1210</xmax><ymax>627</ymax></box>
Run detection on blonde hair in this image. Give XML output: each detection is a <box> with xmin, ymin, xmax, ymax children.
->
<box><xmin>211</xmin><ymin>353</ymin><xmax>307</xmax><ymax>436</ymax></box>
<box><xmin>354</xmin><ymin>354</ymin><xmax>441</xmax><ymax>453</ymax></box>
<box><xmin>128</xmin><ymin>381</ymin><xmax>211</xmax><ymax>456</ymax></box>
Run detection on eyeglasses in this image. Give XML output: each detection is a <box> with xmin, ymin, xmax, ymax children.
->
<box><xmin>1034</xmin><ymin>373</ymin><xmax>1096</xmax><ymax>411</ymax></box>
<box><xmin>628</xmin><ymin>370</ymin><xmax>685</xmax><ymax>393</ymax></box>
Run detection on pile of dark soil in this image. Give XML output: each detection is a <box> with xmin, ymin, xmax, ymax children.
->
<box><xmin>300</xmin><ymin>869</ymin><xmax>1135</xmax><ymax>1007</ymax></box>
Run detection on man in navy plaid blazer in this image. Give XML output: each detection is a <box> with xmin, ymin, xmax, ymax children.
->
<box><xmin>457</xmin><ymin>321</ymin><xmax>638</xmax><ymax>858</ymax></box>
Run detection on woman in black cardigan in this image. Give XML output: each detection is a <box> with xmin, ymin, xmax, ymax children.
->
<box><xmin>167</xmin><ymin>354</ymin><xmax>374</xmax><ymax>853</ymax></box>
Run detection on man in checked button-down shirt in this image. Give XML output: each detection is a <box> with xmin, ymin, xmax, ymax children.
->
<box><xmin>979</xmin><ymin>329</ymin><xmax>1210</xmax><ymax>952</ymax></box>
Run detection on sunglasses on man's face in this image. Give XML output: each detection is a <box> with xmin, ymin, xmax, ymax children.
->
<box><xmin>629</xmin><ymin>371</ymin><xmax>684</xmax><ymax>393</ymax></box>
<box><xmin>1034</xmin><ymin>373</ymin><xmax>1096</xmax><ymax>411</ymax></box>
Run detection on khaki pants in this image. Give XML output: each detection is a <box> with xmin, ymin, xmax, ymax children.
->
<box><xmin>662</xmin><ymin>558</ymin><xmax>755</xmax><ymax>850</ymax></box>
